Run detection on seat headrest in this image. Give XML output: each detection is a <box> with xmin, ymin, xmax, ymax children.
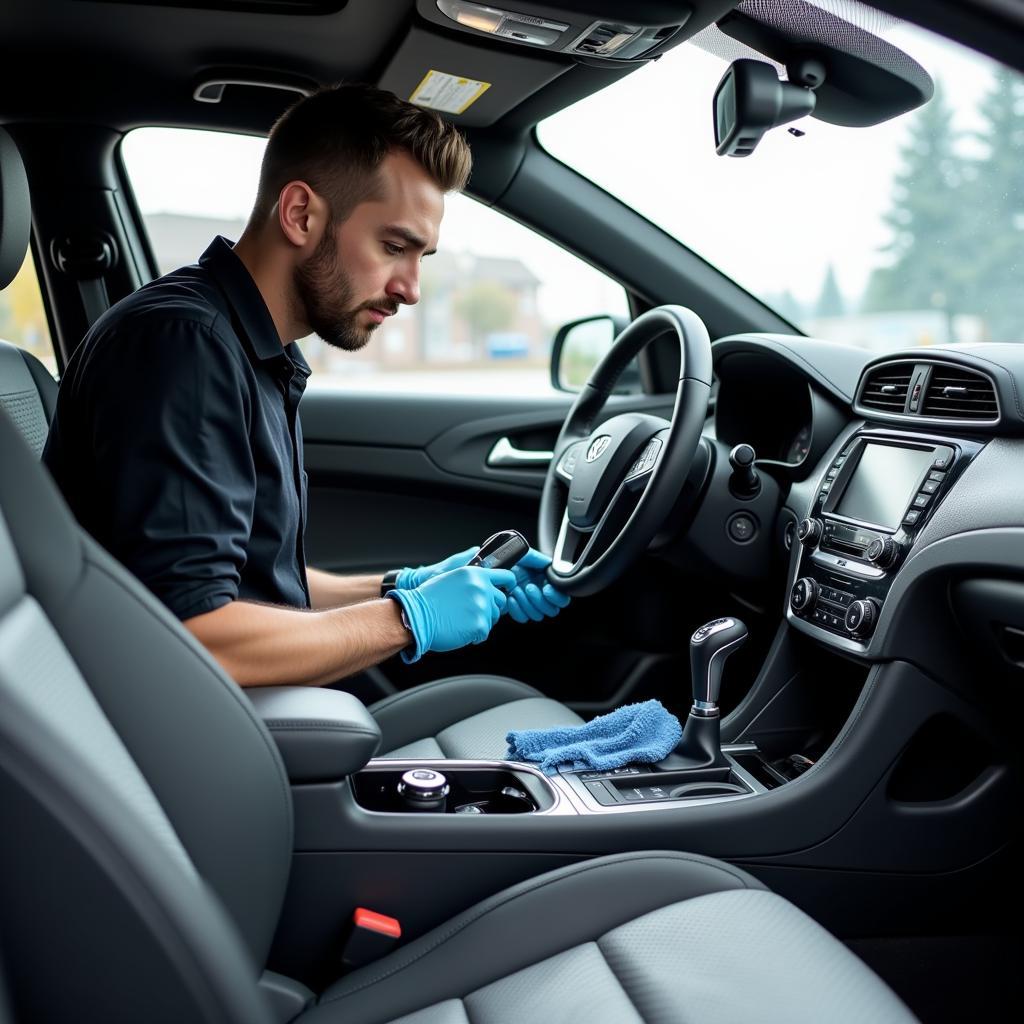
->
<box><xmin>0</xmin><ymin>128</ymin><xmax>31</xmax><ymax>290</ymax></box>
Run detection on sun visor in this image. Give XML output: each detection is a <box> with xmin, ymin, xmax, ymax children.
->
<box><xmin>377</xmin><ymin>23</ymin><xmax>572</xmax><ymax>127</ymax></box>
<box><xmin>692</xmin><ymin>0</ymin><xmax>933</xmax><ymax>126</ymax></box>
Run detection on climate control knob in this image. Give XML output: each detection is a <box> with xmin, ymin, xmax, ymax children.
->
<box><xmin>790</xmin><ymin>577</ymin><xmax>819</xmax><ymax>615</ymax></box>
<box><xmin>845</xmin><ymin>599</ymin><xmax>879</xmax><ymax>638</ymax></box>
<box><xmin>865</xmin><ymin>537</ymin><xmax>899</xmax><ymax>568</ymax></box>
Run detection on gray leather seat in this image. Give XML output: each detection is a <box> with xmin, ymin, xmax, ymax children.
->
<box><xmin>0</xmin><ymin>402</ymin><xmax>918</xmax><ymax>1023</ymax></box>
<box><xmin>0</xmin><ymin>338</ymin><xmax>55</xmax><ymax>458</ymax></box>
<box><xmin>0</xmin><ymin>125</ymin><xmax>580</xmax><ymax>757</ymax></box>
<box><xmin>0</xmin><ymin>128</ymin><xmax>915</xmax><ymax>1024</ymax></box>
<box><xmin>0</xmin><ymin>131</ymin><xmax>57</xmax><ymax>458</ymax></box>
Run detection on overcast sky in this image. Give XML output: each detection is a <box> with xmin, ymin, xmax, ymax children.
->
<box><xmin>123</xmin><ymin>14</ymin><xmax>1004</xmax><ymax>327</ymax></box>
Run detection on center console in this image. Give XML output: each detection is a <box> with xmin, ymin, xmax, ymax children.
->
<box><xmin>787</xmin><ymin>428</ymin><xmax>983</xmax><ymax>652</ymax></box>
<box><xmin>350</xmin><ymin>614</ymin><xmax>778</xmax><ymax>817</ymax></box>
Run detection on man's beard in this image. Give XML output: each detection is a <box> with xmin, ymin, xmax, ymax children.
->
<box><xmin>293</xmin><ymin>229</ymin><xmax>397</xmax><ymax>351</ymax></box>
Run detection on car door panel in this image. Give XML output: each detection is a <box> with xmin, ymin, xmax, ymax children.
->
<box><xmin>301</xmin><ymin>387</ymin><xmax>684</xmax><ymax>708</ymax></box>
<box><xmin>301</xmin><ymin>390</ymin><xmax>676</xmax><ymax>571</ymax></box>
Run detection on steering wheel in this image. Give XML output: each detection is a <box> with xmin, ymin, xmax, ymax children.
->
<box><xmin>540</xmin><ymin>305</ymin><xmax>713</xmax><ymax>596</ymax></box>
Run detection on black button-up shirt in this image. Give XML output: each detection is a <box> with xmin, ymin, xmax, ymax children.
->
<box><xmin>44</xmin><ymin>236</ymin><xmax>312</xmax><ymax>621</ymax></box>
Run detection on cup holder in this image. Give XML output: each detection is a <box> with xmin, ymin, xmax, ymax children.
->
<box><xmin>667</xmin><ymin>780</ymin><xmax>749</xmax><ymax>800</ymax></box>
<box><xmin>352</xmin><ymin>764</ymin><xmax>553</xmax><ymax>815</ymax></box>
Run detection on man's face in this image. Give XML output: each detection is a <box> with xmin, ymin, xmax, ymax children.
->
<box><xmin>294</xmin><ymin>149</ymin><xmax>444</xmax><ymax>351</ymax></box>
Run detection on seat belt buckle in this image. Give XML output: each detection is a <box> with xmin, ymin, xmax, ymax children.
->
<box><xmin>341</xmin><ymin>908</ymin><xmax>402</xmax><ymax>969</ymax></box>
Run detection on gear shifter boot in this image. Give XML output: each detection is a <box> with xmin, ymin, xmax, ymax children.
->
<box><xmin>673</xmin><ymin>711</ymin><xmax>731</xmax><ymax>774</ymax></box>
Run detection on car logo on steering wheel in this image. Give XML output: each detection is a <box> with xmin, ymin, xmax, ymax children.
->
<box><xmin>586</xmin><ymin>435</ymin><xmax>612</xmax><ymax>462</ymax></box>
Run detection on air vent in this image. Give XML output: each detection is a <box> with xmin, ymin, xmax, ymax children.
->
<box><xmin>858</xmin><ymin>362</ymin><xmax>914</xmax><ymax>413</ymax></box>
<box><xmin>921</xmin><ymin>366</ymin><xmax>998</xmax><ymax>421</ymax></box>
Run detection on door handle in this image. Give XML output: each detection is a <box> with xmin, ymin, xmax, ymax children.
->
<box><xmin>486</xmin><ymin>436</ymin><xmax>553</xmax><ymax>468</ymax></box>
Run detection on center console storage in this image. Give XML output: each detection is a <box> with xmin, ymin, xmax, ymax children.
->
<box><xmin>352</xmin><ymin>762</ymin><xmax>557</xmax><ymax>814</ymax></box>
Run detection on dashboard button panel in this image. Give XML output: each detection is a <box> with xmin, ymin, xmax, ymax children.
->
<box><xmin>788</xmin><ymin>429</ymin><xmax>985</xmax><ymax>651</ymax></box>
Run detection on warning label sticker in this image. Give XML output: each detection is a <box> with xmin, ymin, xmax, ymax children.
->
<box><xmin>409</xmin><ymin>70</ymin><xmax>491</xmax><ymax>115</ymax></box>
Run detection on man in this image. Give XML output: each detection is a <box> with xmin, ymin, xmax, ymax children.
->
<box><xmin>43</xmin><ymin>82</ymin><xmax>568</xmax><ymax>688</ymax></box>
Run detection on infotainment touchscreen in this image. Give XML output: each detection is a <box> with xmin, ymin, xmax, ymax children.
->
<box><xmin>834</xmin><ymin>444</ymin><xmax>935</xmax><ymax>530</ymax></box>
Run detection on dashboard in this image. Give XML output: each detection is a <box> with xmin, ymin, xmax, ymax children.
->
<box><xmin>706</xmin><ymin>333</ymin><xmax>1024</xmax><ymax>684</ymax></box>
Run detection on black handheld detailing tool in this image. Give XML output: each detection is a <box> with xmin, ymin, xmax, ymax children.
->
<box><xmin>468</xmin><ymin>529</ymin><xmax>529</xmax><ymax>570</ymax></box>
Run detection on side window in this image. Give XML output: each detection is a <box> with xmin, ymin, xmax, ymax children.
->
<box><xmin>0</xmin><ymin>250</ymin><xmax>57</xmax><ymax>375</ymax></box>
<box><xmin>121</xmin><ymin>127</ymin><xmax>629</xmax><ymax>396</ymax></box>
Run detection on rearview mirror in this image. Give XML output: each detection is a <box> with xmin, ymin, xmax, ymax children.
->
<box><xmin>713</xmin><ymin>58</ymin><xmax>818</xmax><ymax>157</ymax></box>
<box><xmin>550</xmin><ymin>314</ymin><xmax>640</xmax><ymax>394</ymax></box>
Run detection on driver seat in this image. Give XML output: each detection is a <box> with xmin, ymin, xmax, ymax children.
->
<box><xmin>0</xmin><ymin>126</ymin><xmax>580</xmax><ymax>760</ymax></box>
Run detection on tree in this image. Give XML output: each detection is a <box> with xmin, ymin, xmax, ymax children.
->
<box><xmin>862</xmin><ymin>83</ymin><xmax>975</xmax><ymax>331</ymax></box>
<box><xmin>814</xmin><ymin>264</ymin><xmax>845</xmax><ymax>318</ymax></box>
<box><xmin>766</xmin><ymin>289</ymin><xmax>804</xmax><ymax>325</ymax></box>
<box><xmin>966</xmin><ymin>66</ymin><xmax>1024</xmax><ymax>341</ymax></box>
<box><xmin>453</xmin><ymin>280</ymin><xmax>517</xmax><ymax>357</ymax></box>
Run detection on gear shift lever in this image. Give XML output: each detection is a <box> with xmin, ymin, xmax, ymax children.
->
<box><xmin>675</xmin><ymin>617</ymin><xmax>748</xmax><ymax>771</ymax></box>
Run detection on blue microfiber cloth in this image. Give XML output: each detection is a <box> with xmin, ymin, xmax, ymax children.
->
<box><xmin>506</xmin><ymin>700</ymin><xmax>682</xmax><ymax>776</ymax></box>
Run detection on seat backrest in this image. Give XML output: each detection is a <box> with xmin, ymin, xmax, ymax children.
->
<box><xmin>0</xmin><ymin>338</ymin><xmax>56</xmax><ymax>457</ymax></box>
<box><xmin>1</xmin><ymin>127</ymin><xmax>59</xmax><ymax>457</ymax></box>
<box><xmin>0</xmin><ymin>381</ymin><xmax>287</xmax><ymax>1024</ymax></box>
<box><xmin>0</xmin><ymin>125</ymin><xmax>288</xmax><ymax>1023</ymax></box>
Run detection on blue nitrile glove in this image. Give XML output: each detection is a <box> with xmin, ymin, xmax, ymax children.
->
<box><xmin>506</xmin><ymin>548</ymin><xmax>572</xmax><ymax>624</ymax></box>
<box><xmin>394</xmin><ymin>547</ymin><xmax>477</xmax><ymax>590</ymax></box>
<box><xmin>387</xmin><ymin>565</ymin><xmax>517</xmax><ymax>663</ymax></box>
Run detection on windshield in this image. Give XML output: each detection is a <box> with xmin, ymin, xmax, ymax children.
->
<box><xmin>538</xmin><ymin>17</ymin><xmax>1024</xmax><ymax>352</ymax></box>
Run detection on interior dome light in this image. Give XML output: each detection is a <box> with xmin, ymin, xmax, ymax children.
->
<box><xmin>436</xmin><ymin>1</ymin><xmax>569</xmax><ymax>46</ymax></box>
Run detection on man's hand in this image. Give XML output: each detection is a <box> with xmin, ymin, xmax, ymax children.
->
<box><xmin>394</xmin><ymin>547</ymin><xmax>477</xmax><ymax>590</ymax></box>
<box><xmin>388</xmin><ymin>566</ymin><xmax>516</xmax><ymax>662</ymax></box>
<box><xmin>505</xmin><ymin>548</ymin><xmax>571</xmax><ymax>623</ymax></box>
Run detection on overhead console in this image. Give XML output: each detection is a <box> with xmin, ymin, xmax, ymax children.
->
<box><xmin>431</xmin><ymin>0</ymin><xmax>691</xmax><ymax>60</ymax></box>
<box><xmin>788</xmin><ymin>428</ymin><xmax>984</xmax><ymax>653</ymax></box>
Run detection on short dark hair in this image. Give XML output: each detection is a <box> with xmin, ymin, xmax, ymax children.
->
<box><xmin>251</xmin><ymin>81</ymin><xmax>472</xmax><ymax>225</ymax></box>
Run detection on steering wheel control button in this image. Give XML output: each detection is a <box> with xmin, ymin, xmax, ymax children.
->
<box><xmin>558</xmin><ymin>444</ymin><xmax>584</xmax><ymax>478</ymax></box>
<box><xmin>727</xmin><ymin>512</ymin><xmax>757</xmax><ymax>543</ymax></box>
<box><xmin>790</xmin><ymin>577</ymin><xmax>819</xmax><ymax>614</ymax></box>
<box><xmin>627</xmin><ymin>438</ymin><xmax>663</xmax><ymax>479</ymax></box>
<box><xmin>397</xmin><ymin>769</ymin><xmax>450</xmax><ymax>812</ymax></box>
<box><xmin>845</xmin><ymin>599</ymin><xmax>879</xmax><ymax>638</ymax></box>
<box><xmin>797</xmin><ymin>518</ymin><xmax>822</xmax><ymax>546</ymax></box>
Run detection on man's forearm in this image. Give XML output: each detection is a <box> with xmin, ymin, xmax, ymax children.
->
<box><xmin>184</xmin><ymin>597</ymin><xmax>410</xmax><ymax>687</ymax></box>
<box><xmin>306</xmin><ymin>567</ymin><xmax>384</xmax><ymax>609</ymax></box>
